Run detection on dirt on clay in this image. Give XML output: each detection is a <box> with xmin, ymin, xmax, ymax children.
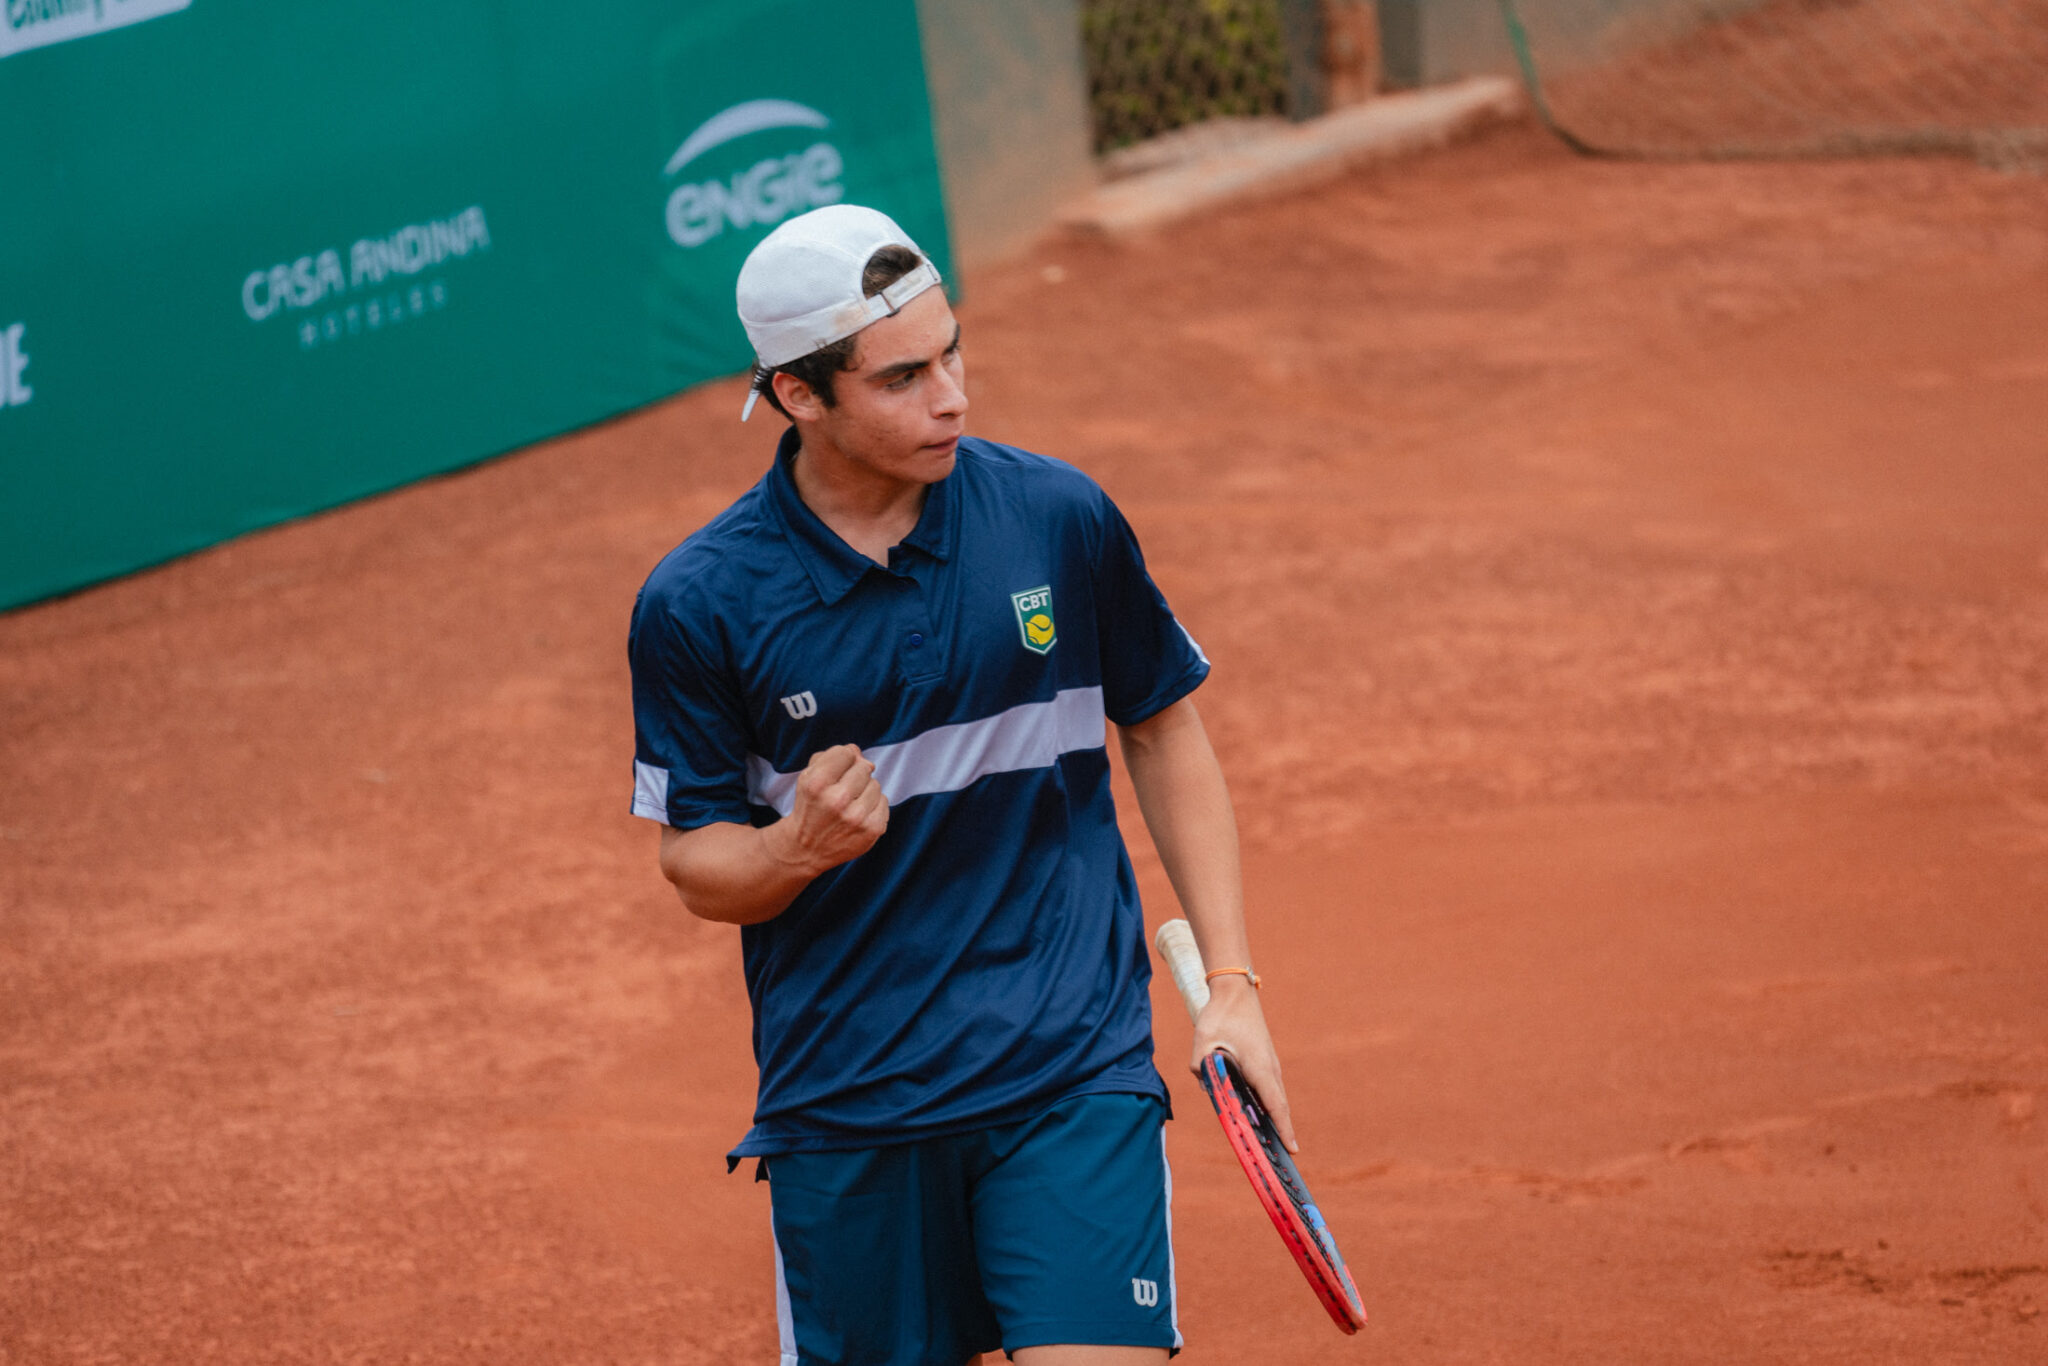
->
<box><xmin>5</xmin><ymin>120</ymin><xmax>2048</xmax><ymax>1364</ymax></box>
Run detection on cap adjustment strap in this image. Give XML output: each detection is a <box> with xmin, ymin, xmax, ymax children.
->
<box><xmin>740</xmin><ymin>258</ymin><xmax>943</xmax><ymax>419</ymax></box>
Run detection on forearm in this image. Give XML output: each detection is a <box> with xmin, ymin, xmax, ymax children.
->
<box><xmin>658</xmin><ymin>820</ymin><xmax>822</xmax><ymax>925</ymax></box>
<box><xmin>1120</xmin><ymin>696</ymin><xmax>1298</xmax><ymax>1146</ymax></box>
<box><xmin>1117</xmin><ymin>697</ymin><xmax>1251</xmax><ymax>968</ymax></box>
<box><xmin>656</xmin><ymin>744</ymin><xmax>889</xmax><ymax>925</ymax></box>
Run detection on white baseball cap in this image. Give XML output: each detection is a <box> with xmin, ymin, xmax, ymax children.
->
<box><xmin>736</xmin><ymin>204</ymin><xmax>942</xmax><ymax>420</ymax></box>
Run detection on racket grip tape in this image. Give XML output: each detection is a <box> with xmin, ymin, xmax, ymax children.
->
<box><xmin>1154</xmin><ymin>918</ymin><xmax>1211</xmax><ymax>1022</ymax></box>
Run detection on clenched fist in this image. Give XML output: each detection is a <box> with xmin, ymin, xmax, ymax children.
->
<box><xmin>764</xmin><ymin>744</ymin><xmax>889</xmax><ymax>877</ymax></box>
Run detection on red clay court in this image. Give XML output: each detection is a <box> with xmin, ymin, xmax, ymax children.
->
<box><xmin>5</xmin><ymin>120</ymin><xmax>2047</xmax><ymax>1362</ymax></box>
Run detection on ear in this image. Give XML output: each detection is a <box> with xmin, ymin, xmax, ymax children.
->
<box><xmin>771</xmin><ymin>370</ymin><xmax>828</xmax><ymax>423</ymax></box>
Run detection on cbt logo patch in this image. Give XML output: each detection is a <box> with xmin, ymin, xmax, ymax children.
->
<box><xmin>1011</xmin><ymin>586</ymin><xmax>1055</xmax><ymax>655</ymax></box>
<box><xmin>663</xmin><ymin>98</ymin><xmax>845</xmax><ymax>249</ymax></box>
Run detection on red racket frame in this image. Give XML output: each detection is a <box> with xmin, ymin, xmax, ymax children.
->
<box><xmin>1199</xmin><ymin>1050</ymin><xmax>1368</xmax><ymax>1334</ymax></box>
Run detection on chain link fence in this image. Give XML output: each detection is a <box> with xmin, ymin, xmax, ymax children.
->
<box><xmin>1500</xmin><ymin>0</ymin><xmax>2048</xmax><ymax>164</ymax></box>
<box><xmin>1082</xmin><ymin>0</ymin><xmax>1295</xmax><ymax>151</ymax></box>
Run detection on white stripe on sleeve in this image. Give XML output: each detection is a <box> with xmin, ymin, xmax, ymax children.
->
<box><xmin>631</xmin><ymin>760</ymin><xmax>672</xmax><ymax>824</ymax></box>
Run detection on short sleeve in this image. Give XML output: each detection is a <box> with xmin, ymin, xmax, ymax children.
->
<box><xmin>1090</xmin><ymin>490</ymin><xmax>1210</xmax><ymax>726</ymax></box>
<box><xmin>627</xmin><ymin>585</ymin><xmax>755</xmax><ymax>829</ymax></box>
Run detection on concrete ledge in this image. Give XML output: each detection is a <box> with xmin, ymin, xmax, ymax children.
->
<box><xmin>1058</xmin><ymin>76</ymin><xmax>1522</xmax><ymax>236</ymax></box>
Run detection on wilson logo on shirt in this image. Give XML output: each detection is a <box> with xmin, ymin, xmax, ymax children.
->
<box><xmin>1010</xmin><ymin>585</ymin><xmax>1055</xmax><ymax>655</ymax></box>
<box><xmin>779</xmin><ymin>691</ymin><xmax>817</xmax><ymax>719</ymax></box>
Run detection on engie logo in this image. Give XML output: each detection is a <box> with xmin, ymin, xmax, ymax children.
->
<box><xmin>1</xmin><ymin>322</ymin><xmax>30</xmax><ymax>409</ymax></box>
<box><xmin>663</xmin><ymin>99</ymin><xmax>845</xmax><ymax>250</ymax></box>
<box><xmin>1</xmin><ymin>0</ymin><xmax>191</xmax><ymax>60</ymax></box>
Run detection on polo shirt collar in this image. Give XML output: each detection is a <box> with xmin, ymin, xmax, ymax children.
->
<box><xmin>765</xmin><ymin>428</ymin><xmax>958</xmax><ymax>606</ymax></box>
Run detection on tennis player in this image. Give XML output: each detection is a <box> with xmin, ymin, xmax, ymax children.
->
<box><xmin>628</xmin><ymin>204</ymin><xmax>1294</xmax><ymax>1365</ymax></box>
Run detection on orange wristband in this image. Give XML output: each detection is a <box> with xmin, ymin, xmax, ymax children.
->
<box><xmin>1204</xmin><ymin>966</ymin><xmax>1261</xmax><ymax>989</ymax></box>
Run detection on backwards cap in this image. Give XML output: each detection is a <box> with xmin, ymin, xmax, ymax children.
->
<box><xmin>735</xmin><ymin>204</ymin><xmax>942</xmax><ymax>420</ymax></box>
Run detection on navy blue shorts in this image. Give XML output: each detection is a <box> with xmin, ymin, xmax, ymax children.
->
<box><xmin>763</xmin><ymin>1092</ymin><xmax>1178</xmax><ymax>1365</ymax></box>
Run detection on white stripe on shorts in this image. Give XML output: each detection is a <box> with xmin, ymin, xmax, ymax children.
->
<box><xmin>1162</xmin><ymin>1128</ymin><xmax>1182</xmax><ymax>1350</ymax></box>
<box><xmin>772</xmin><ymin>1214</ymin><xmax>798</xmax><ymax>1366</ymax></box>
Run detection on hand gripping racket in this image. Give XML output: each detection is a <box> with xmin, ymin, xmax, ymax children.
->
<box><xmin>1155</xmin><ymin>919</ymin><xmax>1368</xmax><ymax>1334</ymax></box>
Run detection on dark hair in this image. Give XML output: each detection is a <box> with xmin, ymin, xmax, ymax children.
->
<box><xmin>752</xmin><ymin>244</ymin><xmax>926</xmax><ymax>420</ymax></box>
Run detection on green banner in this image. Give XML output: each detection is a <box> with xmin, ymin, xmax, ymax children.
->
<box><xmin>0</xmin><ymin>0</ymin><xmax>952</xmax><ymax>610</ymax></box>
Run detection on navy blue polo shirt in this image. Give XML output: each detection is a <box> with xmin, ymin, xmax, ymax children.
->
<box><xmin>628</xmin><ymin>429</ymin><xmax>1208</xmax><ymax>1157</ymax></box>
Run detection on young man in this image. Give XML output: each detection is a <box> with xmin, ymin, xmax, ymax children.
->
<box><xmin>628</xmin><ymin>205</ymin><xmax>1294</xmax><ymax>1365</ymax></box>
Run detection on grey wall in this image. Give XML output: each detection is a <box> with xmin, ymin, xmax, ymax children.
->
<box><xmin>913</xmin><ymin>0</ymin><xmax>1704</xmax><ymax>266</ymax></box>
<box><xmin>1381</xmin><ymin>0</ymin><xmax>1707</xmax><ymax>86</ymax></box>
<box><xmin>917</xmin><ymin>0</ymin><xmax>1098</xmax><ymax>269</ymax></box>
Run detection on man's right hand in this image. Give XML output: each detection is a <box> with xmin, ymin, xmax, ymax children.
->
<box><xmin>657</xmin><ymin>745</ymin><xmax>888</xmax><ymax>925</ymax></box>
<box><xmin>762</xmin><ymin>744</ymin><xmax>890</xmax><ymax>877</ymax></box>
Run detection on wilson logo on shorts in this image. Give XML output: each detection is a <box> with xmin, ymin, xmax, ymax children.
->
<box><xmin>779</xmin><ymin>691</ymin><xmax>817</xmax><ymax>719</ymax></box>
<box><xmin>1010</xmin><ymin>585</ymin><xmax>1055</xmax><ymax>655</ymax></box>
<box><xmin>1131</xmin><ymin>1277</ymin><xmax>1159</xmax><ymax>1306</ymax></box>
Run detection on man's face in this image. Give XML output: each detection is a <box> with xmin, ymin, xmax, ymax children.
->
<box><xmin>792</xmin><ymin>287</ymin><xmax>967</xmax><ymax>485</ymax></box>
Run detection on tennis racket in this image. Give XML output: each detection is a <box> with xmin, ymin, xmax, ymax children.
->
<box><xmin>1155</xmin><ymin>918</ymin><xmax>1368</xmax><ymax>1334</ymax></box>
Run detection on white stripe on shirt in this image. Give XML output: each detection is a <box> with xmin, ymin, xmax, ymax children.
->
<box><xmin>745</xmin><ymin>685</ymin><xmax>1107</xmax><ymax>817</ymax></box>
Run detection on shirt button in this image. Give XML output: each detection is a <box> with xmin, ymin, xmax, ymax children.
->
<box><xmin>909</xmin><ymin>633</ymin><xmax>925</xmax><ymax>647</ymax></box>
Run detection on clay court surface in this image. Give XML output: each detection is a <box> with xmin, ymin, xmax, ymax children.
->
<box><xmin>5</xmin><ymin>121</ymin><xmax>2047</xmax><ymax>1362</ymax></box>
